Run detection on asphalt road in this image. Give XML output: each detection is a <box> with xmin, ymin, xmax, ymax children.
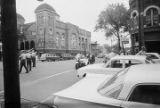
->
<box><xmin>0</xmin><ymin>58</ymin><xmax>104</xmax><ymax>104</ymax></box>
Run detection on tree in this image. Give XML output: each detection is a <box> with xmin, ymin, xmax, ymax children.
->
<box><xmin>104</xmin><ymin>44</ymin><xmax>111</xmax><ymax>53</ymax></box>
<box><xmin>95</xmin><ymin>3</ymin><xmax>129</xmax><ymax>53</ymax></box>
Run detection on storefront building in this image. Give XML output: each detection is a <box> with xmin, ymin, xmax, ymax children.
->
<box><xmin>129</xmin><ymin>0</ymin><xmax>160</xmax><ymax>53</ymax></box>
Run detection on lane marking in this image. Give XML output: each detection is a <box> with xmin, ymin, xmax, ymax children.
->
<box><xmin>23</xmin><ymin>69</ymin><xmax>75</xmax><ymax>86</ymax></box>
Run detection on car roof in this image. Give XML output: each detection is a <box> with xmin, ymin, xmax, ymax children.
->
<box><xmin>125</xmin><ymin>64</ymin><xmax>160</xmax><ymax>84</ymax></box>
<box><xmin>119</xmin><ymin>64</ymin><xmax>160</xmax><ymax>100</ymax></box>
<box><xmin>145</xmin><ymin>52</ymin><xmax>158</xmax><ymax>55</ymax></box>
<box><xmin>145</xmin><ymin>52</ymin><xmax>160</xmax><ymax>56</ymax></box>
<box><xmin>111</xmin><ymin>55</ymin><xmax>147</xmax><ymax>60</ymax></box>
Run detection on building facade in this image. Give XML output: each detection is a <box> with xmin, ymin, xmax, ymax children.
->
<box><xmin>129</xmin><ymin>0</ymin><xmax>160</xmax><ymax>53</ymax></box>
<box><xmin>20</xmin><ymin>3</ymin><xmax>91</xmax><ymax>56</ymax></box>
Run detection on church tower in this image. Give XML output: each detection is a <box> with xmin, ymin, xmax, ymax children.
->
<box><xmin>35</xmin><ymin>3</ymin><xmax>59</xmax><ymax>53</ymax></box>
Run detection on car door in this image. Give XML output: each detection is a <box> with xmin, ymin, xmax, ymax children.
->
<box><xmin>121</xmin><ymin>84</ymin><xmax>160</xmax><ymax>108</ymax></box>
<box><xmin>105</xmin><ymin>59</ymin><xmax>125</xmax><ymax>73</ymax></box>
<box><xmin>121</xmin><ymin>101</ymin><xmax>160</xmax><ymax>108</ymax></box>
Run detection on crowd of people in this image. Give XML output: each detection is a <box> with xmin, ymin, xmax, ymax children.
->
<box><xmin>19</xmin><ymin>49</ymin><xmax>37</xmax><ymax>74</ymax></box>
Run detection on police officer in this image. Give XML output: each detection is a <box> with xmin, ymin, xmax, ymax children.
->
<box><xmin>26</xmin><ymin>51</ymin><xmax>32</xmax><ymax>72</ymax></box>
<box><xmin>19</xmin><ymin>51</ymin><xmax>28</xmax><ymax>73</ymax></box>
<box><xmin>31</xmin><ymin>50</ymin><xmax>36</xmax><ymax>67</ymax></box>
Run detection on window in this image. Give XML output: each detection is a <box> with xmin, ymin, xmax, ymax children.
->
<box><xmin>56</xmin><ymin>32</ymin><xmax>60</xmax><ymax>48</ymax></box>
<box><xmin>145</xmin><ymin>8</ymin><xmax>159</xmax><ymax>27</ymax></box>
<box><xmin>124</xmin><ymin>59</ymin><xmax>142</xmax><ymax>68</ymax></box>
<box><xmin>107</xmin><ymin>60</ymin><xmax>123</xmax><ymax>68</ymax></box>
<box><xmin>98</xmin><ymin>68</ymin><xmax>128</xmax><ymax>99</ymax></box>
<box><xmin>71</xmin><ymin>34</ymin><xmax>76</xmax><ymax>49</ymax></box>
<box><xmin>128</xmin><ymin>85</ymin><xmax>160</xmax><ymax>105</ymax></box>
<box><xmin>146</xmin><ymin>54</ymin><xmax>159</xmax><ymax>59</ymax></box>
<box><xmin>61</xmin><ymin>34</ymin><xmax>65</xmax><ymax>48</ymax></box>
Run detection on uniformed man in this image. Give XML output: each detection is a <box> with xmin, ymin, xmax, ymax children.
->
<box><xmin>19</xmin><ymin>51</ymin><xmax>28</xmax><ymax>73</ymax></box>
<box><xmin>26</xmin><ymin>51</ymin><xmax>32</xmax><ymax>72</ymax></box>
<box><xmin>31</xmin><ymin>50</ymin><xmax>36</xmax><ymax>67</ymax></box>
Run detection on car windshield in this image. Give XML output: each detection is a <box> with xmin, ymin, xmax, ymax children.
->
<box><xmin>146</xmin><ymin>56</ymin><xmax>155</xmax><ymax>63</ymax></box>
<box><xmin>145</xmin><ymin>54</ymin><xmax>159</xmax><ymax>59</ymax></box>
<box><xmin>98</xmin><ymin>68</ymin><xmax>129</xmax><ymax>99</ymax></box>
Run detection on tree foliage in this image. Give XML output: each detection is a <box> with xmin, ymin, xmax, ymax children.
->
<box><xmin>95</xmin><ymin>3</ymin><xmax>129</xmax><ymax>52</ymax></box>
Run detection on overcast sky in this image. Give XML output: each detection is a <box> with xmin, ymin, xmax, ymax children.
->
<box><xmin>16</xmin><ymin>0</ymin><xmax>129</xmax><ymax>45</ymax></box>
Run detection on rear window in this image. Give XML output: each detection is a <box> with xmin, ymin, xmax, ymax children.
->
<box><xmin>124</xmin><ymin>59</ymin><xmax>142</xmax><ymax>68</ymax></box>
<box><xmin>128</xmin><ymin>85</ymin><xmax>160</xmax><ymax>105</ymax></box>
<box><xmin>146</xmin><ymin>56</ymin><xmax>155</xmax><ymax>63</ymax></box>
<box><xmin>98</xmin><ymin>68</ymin><xmax>129</xmax><ymax>99</ymax></box>
<box><xmin>146</xmin><ymin>54</ymin><xmax>159</xmax><ymax>59</ymax></box>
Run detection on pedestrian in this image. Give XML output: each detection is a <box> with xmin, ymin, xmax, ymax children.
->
<box><xmin>31</xmin><ymin>50</ymin><xmax>36</xmax><ymax>67</ymax></box>
<box><xmin>88</xmin><ymin>54</ymin><xmax>92</xmax><ymax>64</ymax></box>
<box><xmin>26</xmin><ymin>51</ymin><xmax>32</xmax><ymax>72</ymax></box>
<box><xmin>91</xmin><ymin>54</ymin><xmax>95</xmax><ymax>64</ymax></box>
<box><xmin>19</xmin><ymin>51</ymin><xmax>28</xmax><ymax>73</ymax></box>
<box><xmin>86</xmin><ymin>53</ymin><xmax>90</xmax><ymax>64</ymax></box>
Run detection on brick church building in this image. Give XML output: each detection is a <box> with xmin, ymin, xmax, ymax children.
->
<box><xmin>19</xmin><ymin>3</ymin><xmax>91</xmax><ymax>56</ymax></box>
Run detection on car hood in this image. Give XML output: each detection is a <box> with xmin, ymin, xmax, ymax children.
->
<box><xmin>53</xmin><ymin>74</ymin><xmax>120</xmax><ymax>105</ymax></box>
<box><xmin>77</xmin><ymin>63</ymin><xmax>119</xmax><ymax>75</ymax></box>
<box><xmin>79</xmin><ymin>63</ymin><xmax>104</xmax><ymax>70</ymax></box>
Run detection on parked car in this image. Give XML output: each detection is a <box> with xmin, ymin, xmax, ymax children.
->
<box><xmin>77</xmin><ymin>55</ymin><xmax>154</xmax><ymax>78</ymax></box>
<box><xmin>53</xmin><ymin>64</ymin><xmax>160</xmax><ymax>108</ymax></box>
<box><xmin>103</xmin><ymin>52</ymin><xmax>118</xmax><ymax>63</ymax></box>
<box><xmin>62</xmin><ymin>53</ymin><xmax>74</xmax><ymax>60</ymax></box>
<box><xmin>75</xmin><ymin>57</ymin><xmax>89</xmax><ymax>70</ymax></box>
<box><xmin>40</xmin><ymin>53</ymin><xmax>60</xmax><ymax>62</ymax></box>
<box><xmin>75</xmin><ymin>54</ymin><xmax>89</xmax><ymax>70</ymax></box>
<box><xmin>97</xmin><ymin>54</ymin><xmax>105</xmax><ymax>58</ymax></box>
<box><xmin>137</xmin><ymin>52</ymin><xmax>160</xmax><ymax>63</ymax></box>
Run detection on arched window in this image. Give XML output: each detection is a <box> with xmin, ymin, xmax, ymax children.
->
<box><xmin>61</xmin><ymin>33</ymin><xmax>65</xmax><ymax>48</ymax></box>
<box><xmin>79</xmin><ymin>37</ymin><xmax>81</xmax><ymax>49</ymax></box>
<box><xmin>145</xmin><ymin>8</ymin><xmax>159</xmax><ymax>26</ymax></box>
<box><xmin>30</xmin><ymin>40</ymin><xmax>35</xmax><ymax>49</ymax></box>
<box><xmin>20</xmin><ymin>42</ymin><xmax>25</xmax><ymax>50</ymax></box>
<box><xmin>56</xmin><ymin>32</ymin><xmax>59</xmax><ymax>48</ymax></box>
<box><xmin>71</xmin><ymin>34</ymin><xmax>76</xmax><ymax>49</ymax></box>
<box><xmin>85</xmin><ymin>39</ymin><xmax>88</xmax><ymax>50</ymax></box>
<box><xmin>25</xmin><ymin>41</ymin><xmax>29</xmax><ymax>50</ymax></box>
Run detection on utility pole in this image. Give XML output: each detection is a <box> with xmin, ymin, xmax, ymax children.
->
<box><xmin>43</xmin><ymin>27</ymin><xmax>46</xmax><ymax>53</ymax></box>
<box><xmin>1</xmin><ymin>0</ymin><xmax>21</xmax><ymax>108</ymax></box>
<box><xmin>138</xmin><ymin>0</ymin><xmax>145</xmax><ymax>51</ymax></box>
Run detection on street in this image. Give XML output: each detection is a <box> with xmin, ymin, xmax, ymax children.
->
<box><xmin>0</xmin><ymin>60</ymin><xmax>79</xmax><ymax>103</ymax></box>
<box><xmin>0</xmin><ymin>58</ymin><xmax>103</xmax><ymax>104</ymax></box>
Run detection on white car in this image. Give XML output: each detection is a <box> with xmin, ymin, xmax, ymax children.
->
<box><xmin>53</xmin><ymin>64</ymin><xmax>160</xmax><ymax>108</ymax></box>
<box><xmin>40</xmin><ymin>53</ymin><xmax>60</xmax><ymax>62</ymax></box>
<box><xmin>142</xmin><ymin>52</ymin><xmax>160</xmax><ymax>63</ymax></box>
<box><xmin>77</xmin><ymin>55</ymin><xmax>153</xmax><ymax>78</ymax></box>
